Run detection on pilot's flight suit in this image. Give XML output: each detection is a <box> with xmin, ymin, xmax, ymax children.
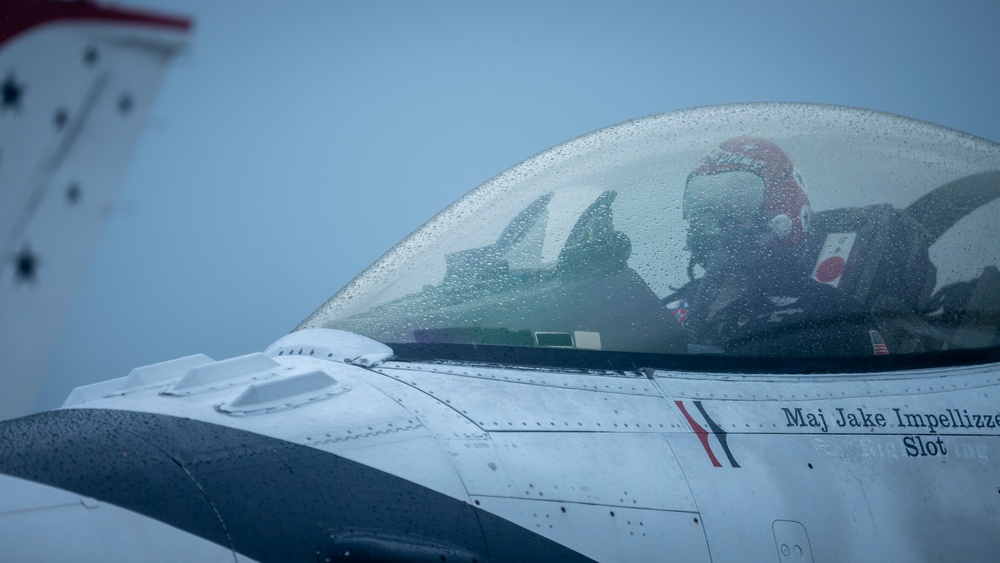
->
<box><xmin>665</xmin><ymin>274</ymin><xmax>889</xmax><ymax>357</ymax></box>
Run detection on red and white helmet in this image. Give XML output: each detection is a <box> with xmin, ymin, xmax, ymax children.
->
<box><xmin>684</xmin><ymin>137</ymin><xmax>811</xmax><ymax>271</ymax></box>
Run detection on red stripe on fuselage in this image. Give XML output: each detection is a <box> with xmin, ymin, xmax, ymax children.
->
<box><xmin>675</xmin><ymin>400</ymin><xmax>722</xmax><ymax>467</ymax></box>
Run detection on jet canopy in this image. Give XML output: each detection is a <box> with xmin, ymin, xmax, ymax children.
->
<box><xmin>302</xmin><ymin>103</ymin><xmax>1000</xmax><ymax>373</ymax></box>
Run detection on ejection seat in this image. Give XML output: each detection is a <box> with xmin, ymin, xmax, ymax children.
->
<box><xmin>805</xmin><ymin>170</ymin><xmax>1000</xmax><ymax>352</ymax></box>
<box><xmin>803</xmin><ymin>204</ymin><xmax>940</xmax><ymax>352</ymax></box>
<box><xmin>928</xmin><ymin>266</ymin><xmax>1000</xmax><ymax>350</ymax></box>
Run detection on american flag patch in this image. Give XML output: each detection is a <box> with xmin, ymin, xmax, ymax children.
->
<box><xmin>869</xmin><ymin>330</ymin><xmax>890</xmax><ymax>355</ymax></box>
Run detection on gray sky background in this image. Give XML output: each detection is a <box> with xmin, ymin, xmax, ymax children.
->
<box><xmin>37</xmin><ymin>0</ymin><xmax>1000</xmax><ymax>409</ymax></box>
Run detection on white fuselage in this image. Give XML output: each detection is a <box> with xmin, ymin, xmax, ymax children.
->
<box><xmin>3</xmin><ymin>328</ymin><xmax>995</xmax><ymax>561</ymax></box>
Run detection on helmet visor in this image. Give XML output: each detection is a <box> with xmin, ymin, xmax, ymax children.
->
<box><xmin>684</xmin><ymin>171</ymin><xmax>766</xmax><ymax>221</ymax></box>
<box><xmin>684</xmin><ymin>171</ymin><xmax>767</xmax><ymax>266</ymax></box>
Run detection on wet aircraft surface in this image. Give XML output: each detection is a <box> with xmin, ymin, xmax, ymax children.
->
<box><xmin>2</xmin><ymin>100</ymin><xmax>1000</xmax><ymax>560</ymax></box>
<box><xmin>309</xmin><ymin>104</ymin><xmax>1000</xmax><ymax>372</ymax></box>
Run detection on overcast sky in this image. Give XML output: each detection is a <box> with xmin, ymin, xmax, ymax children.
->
<box><xmin>36</xmin><ymin>0</ymin><xmax>1000</xmax><ymax>409</ymax></box>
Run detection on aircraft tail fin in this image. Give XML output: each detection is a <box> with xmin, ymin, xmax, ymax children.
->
<box><xmin>0</xmin><ymin>0</ymin><xmax>192</xmax><ymax>419</ymax></box>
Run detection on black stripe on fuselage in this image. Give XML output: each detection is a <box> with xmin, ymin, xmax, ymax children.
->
<box><xmin>0</xmin><ymin>408</ymin><xmax>594</xmax><ymax>563</ymax></box>
<box><xmin>388</xmin><ymin>342</ymin><xmax>1000</xmax><ymax>374</ymax></box>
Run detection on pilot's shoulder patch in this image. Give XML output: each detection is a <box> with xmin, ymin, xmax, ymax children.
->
<box><xmin>666</xmin><ymin>299</ymin><xmax>690</xmax><ymax>327</ymax></box>
<box><xmin>812</xmin><ymin>232</ymin><xmax>857</xmax><ymax>287</ymax></box>
<box><xmin>869</xmin><ymin>329</ymin><xmax>890</xmax><ymax>355</ymax></box>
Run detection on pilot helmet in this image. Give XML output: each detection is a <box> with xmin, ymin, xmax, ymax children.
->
<box><xmin>683</xmin><ymin>136</ymin><xmax>811</xmax><ymax>273</ymax></box>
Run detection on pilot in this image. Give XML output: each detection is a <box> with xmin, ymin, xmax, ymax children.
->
<box><xmin>664</xmin><ymin>137</ymin><xmax>889</xmax><ymax>357</ymax></box>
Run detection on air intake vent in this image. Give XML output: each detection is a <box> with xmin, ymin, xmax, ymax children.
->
<box><xmin>217</xmin><ymin>370</ymin><xmax>349</xmax><ymax>416</ymax></box>
<box><xmin>119</xmin><ymin>354</ymin><xmax>214</xmax><ymax>391</ymax></box>
<box><xmin>165</xmin><ymin>353</ymin><xmax>279</xmax><ymax>395</ymax></box>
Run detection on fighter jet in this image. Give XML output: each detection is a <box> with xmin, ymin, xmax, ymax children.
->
<box><xmin>2</xmin><ymin>19</ymin><xmax>1000</xmax><ymax>563</ymax></box>
<box><xmin>0</xmin><ymin>0</ymin><xmax>191</xmax><ymax>420</ymax></box>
